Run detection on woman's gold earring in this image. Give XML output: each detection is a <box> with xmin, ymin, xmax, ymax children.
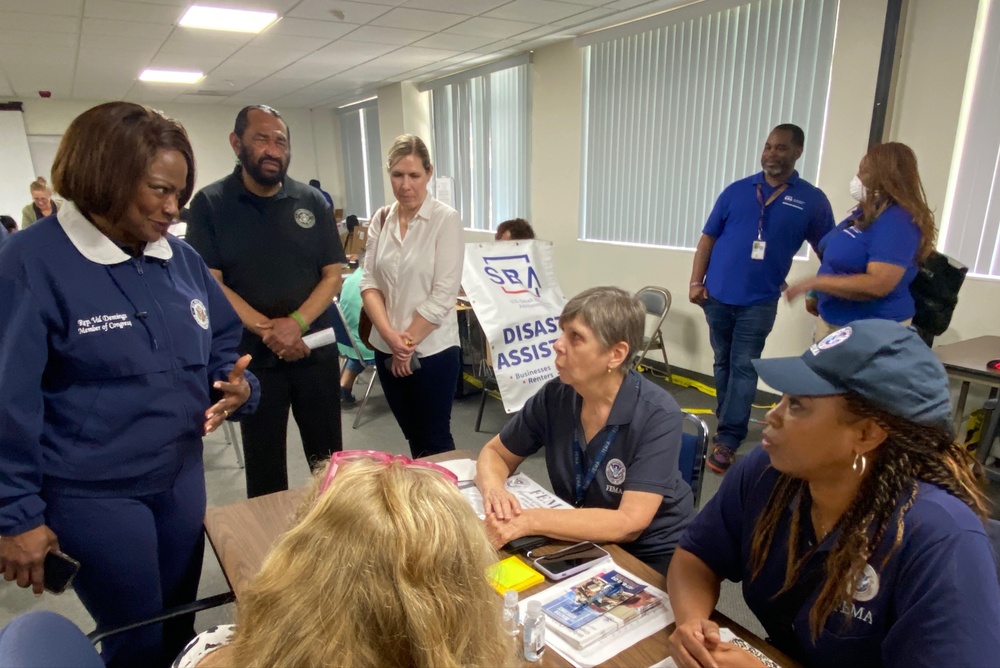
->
<box><xmin>852</xmin><ymin>452</ymin><xmax>867</xmax><ymax>476</ymax></box>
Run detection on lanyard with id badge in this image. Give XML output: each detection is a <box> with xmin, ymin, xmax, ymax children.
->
<box><xmin>753</xmin><ymin>183</ymin><xmax>789</xmax><ymax>260</ymax></box>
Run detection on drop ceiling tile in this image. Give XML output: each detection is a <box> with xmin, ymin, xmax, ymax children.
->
<box><xmin>370</xmin><ymin>7</ymin><xmax>467</xmax><ymax>32</ymax></box>
<box><xmin>484</xmin><ymin>0</ymin><xmax>585</xmax><ymax>23</ymax></box>
<box><xmin>444</xmin><ymin>16</ymin><xmax>539</xmax><ymax>39</ymax></box>
<box><xmin>287</xmin><ymin>0</ymin><xmax>393</xmax><ymax>24</ymax></box>
<box><xmin>247</xmin><ymin>32</ymin><xmax>334</xmax><ymax>53</ymax></box>
<box><xmin>385</xmin><ymin>45</ymin><xmax>463</xmax><ymax>66</ymax></box>
<box><xmin>401</xmin><ymin>0</ymin><xmax>511</xmax><ymax>14</ymax></box>
<box><xmin>265</xmin><ymin>17</ymin><xmax>358</xmax><ymax>39</ymax></box>
<box><xmin>148</xmin><ymin>52</ymin><xmax>226</xmax><ymax>71</ymax></box>
<box><xmin>304</xmin><ymin>39</ymin><xmax>398</xmax><ymax>65</ymax></box>
<box><xmin>603</xmin><ymin>0</ymin><xmax>662</xmax><ymax>8</ymax></box>
<box><xmin>71</xmin><ymin>78</ymin><xmax>132</xmax><ymax>98</ymax></box>
<box><xmin>0</xmin><ymin>12</ymin><xmax>79</xmax><ymax>33</ymax></box>
<box><xmin>411</xmin><ymin>32</ymin><xmax>495</xmax><ymax>51</ymax></box>
<box><xmin>79</xmin><ymin>32</ymin><xmax>162</xmax><ymax>53</ymax></box>
<box><xmin>345</xmin><ymin>25</ymin><xmax>431</xmax><ymax>46</ymax></box>
<box><xmin>556</xmin><ymin>0</ymin><xmax>613</xmax><ymax>5</ymax></box>
<box><xmin>0</xmin><ymin>0</ymin><xmax>82</xmax><ymax>15</ymax></box>
<box><xmin>84</xmin><ymin>0</ymin><xmax>181</xmax><ymax>23</ymax></box>
<box><xmin>0</xmin><ymin>29</ymin><xmax>78</xmax><ymax>47</ymax></box>
<box><xmin>469</xmin><ymin>38</ymin><xmax>520</xmax><ymax>53</ymax></box>
<box><xmin>511</xmin><ymin>25</ymin><xmax>562</xmax><ymax>40</ymax></box>
<box><xmin>276</xmin><ymin>60</ymin><xmax>348</xmax><ymax>80</ymax></box>
<box><xmin>552</xmin><ymin>6</ymin><xmax>616</xmax><ymax>26</ymax></box>
<box><xmin>173</xmin><ymin>93</ymin><xmax>229</xmax><ymax>104</ymax></box>
<box><xmin>81</xmin><ymin>17</ymin><xmax>172</xmax><ymax>39</ymax></box>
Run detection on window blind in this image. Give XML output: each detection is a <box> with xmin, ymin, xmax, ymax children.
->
<box><xmin>941</xmin><ymin>0</ymin><xmax>1000</xmax><ymax>278</ymax></box>
<box><xmin>580</xmin><ymin>0</ymin><xmax>838</xmax><ymax>249</ymax></box>
<box><xmin>428</xmin><ymin>61</ymin><xmax>531</xmax><ymax>231</ymax></box>
<box><xmin>338</xmin><ymin>100</ymin><xmax>384</xmax><ymax>219</ymax></box>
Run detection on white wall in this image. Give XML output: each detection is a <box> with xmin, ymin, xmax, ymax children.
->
<box><xmin>14</xmin><ymin>99</ymin><xmax>344</xmax><ymax>203</ymax></box>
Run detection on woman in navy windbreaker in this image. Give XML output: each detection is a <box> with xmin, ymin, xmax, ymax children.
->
<box><xmin>0</xmin><ymin>102</ymin><xmax>260</xmax><ymax>668</ymax></box>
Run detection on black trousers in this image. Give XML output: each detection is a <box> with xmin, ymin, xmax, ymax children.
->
<box><xmin>240</xmin><ymin>358</ymin><xmax>342</xmax><ymax>498</ymax></box>
<box><xmin>374</xmin><ymin>346</ymin><xmax>460</xmax><ymax>459</ymax></box>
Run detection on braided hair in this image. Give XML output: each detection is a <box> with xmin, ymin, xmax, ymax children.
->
<box><xmin>749</xmin><ymin>392</ymin><xmax>988</xmax><ymax>641</ymax></box>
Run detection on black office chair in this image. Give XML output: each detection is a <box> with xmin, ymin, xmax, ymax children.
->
<box><xmin>679</xmin><ymin>412</ymin><xmax>710</xmax><ymax>508</ymax></box>
<box><xmin>633</xmin><ymin>286</ymin><xmax>671</xmax><ymax>376</ymax></box>
<box><xmin>328</xmin><ymin>300</ymin><xmax>380</xmax><ymax>429</ymax></box>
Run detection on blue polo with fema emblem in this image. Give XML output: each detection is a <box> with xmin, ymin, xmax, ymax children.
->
<box><xmin>702</xmin><ymin>171</ymin><xmax>835</xmax><ymax>306</ymax></box>
<box><xmin>499</xmin><ymin>370</ymin><xmax>694</xmax><ymax>564</ymax></box>
<box><xmin>679</xmin><ymin>446</ymin><xmax>1000</xmax><ymax>667</ymax></box>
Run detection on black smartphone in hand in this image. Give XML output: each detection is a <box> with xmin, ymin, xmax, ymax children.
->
<box><xmin>44</xmin><ymin>550</ymin><xmax>80</xmax><ymax>594</ymax></box>
<box><xmin>383</xmin><ymin>356</ymin><xmax>421</xmax><ymax>372</ymax></box>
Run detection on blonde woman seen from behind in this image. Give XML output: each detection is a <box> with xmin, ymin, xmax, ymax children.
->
<box><xmin>177</xmin><ymin>457</ymin><xmax>516</xmax><ymax>668</ymax></box>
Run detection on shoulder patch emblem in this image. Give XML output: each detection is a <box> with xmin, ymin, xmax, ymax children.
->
<box><xmin>190</xmin><ymin>299</ymin><xmax>210</xmax><ymax>330</ymax></box>
<box><xmin>294</xmin><ymin>208</ymin><xmax>316</xmax><ymax>229</ymax></box>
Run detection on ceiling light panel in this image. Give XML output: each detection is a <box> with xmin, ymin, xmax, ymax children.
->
<box><xmin>139</xmin><ymin>69</ymin><xmax>204</xmax><ymax>84</ymax></box>
<box><xmin>179</xmin><ymin>5</ymin><xmax>279</xmax><ymax>33</ymax></box>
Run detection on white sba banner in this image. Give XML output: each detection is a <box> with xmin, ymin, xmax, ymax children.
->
<box><xmin>462</xmin><ymin>240</ymin><xmax>567</xmax><ymax>413</ymax></box>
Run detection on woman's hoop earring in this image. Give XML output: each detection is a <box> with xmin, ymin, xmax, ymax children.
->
<box><xmin>852</xmin><ymin>452</ymin><xmax>867</xmax><ymax>476</ymax></box>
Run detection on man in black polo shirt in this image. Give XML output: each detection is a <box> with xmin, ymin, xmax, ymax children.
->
<box><xmin>186</xmin><ymin>105</ymin><xmax>346</xmax><ymax>497</ymax></box>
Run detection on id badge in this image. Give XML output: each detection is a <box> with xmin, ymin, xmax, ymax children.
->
<box><xmin>751</xmin><ymin>240</ymin><xmax>766</xmax><ymax>260</ymax></box>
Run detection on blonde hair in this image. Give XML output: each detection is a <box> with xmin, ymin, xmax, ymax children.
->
<box><xmin>29</xmin><ymin>177</ymin><xmax>51</xmax><ymax>194</ymax></box>
<box><xmin>229</xmin><ymin>459</ymin><xmax>516</xmax><ymax>668</ymax></box>
<box><xmin>386</xmin><ymin>134</ymin><xmax>432</xmax><ymax>173</ymax></box>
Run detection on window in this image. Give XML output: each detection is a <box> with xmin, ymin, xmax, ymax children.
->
<box><xmin>423</xmin><ymin>55</ymin><xmax>531</xmax><ymax>231</ymax></box>
<box><xmin>337</xmin><ymin>100</ymin><xmax>384</xmax><ymax>219</ymax></box>
<box><xmin>579</xmin><ymin>0</ymin><xmax>838</xmax><ymax>249</ymax></box>
<box><xmin>941</xmin><ymin>0</ymin><xmax>1000</xmax><ymax>278</ymax></box>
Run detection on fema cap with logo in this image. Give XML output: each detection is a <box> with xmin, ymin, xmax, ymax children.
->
<box><xmin>752</xmin><ymin>319</ymin><xmax>953</xmax><ymax>431</ymax></box>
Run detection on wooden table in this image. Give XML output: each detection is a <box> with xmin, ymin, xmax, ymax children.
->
<box><xmin>204</xmin><ymin>450</ymin><xmax>796</xmax><ymax>667</ymax></box>
<box><xmin>933</xmin><ymin>335</ymin><xmax>1000</xmax><ymax>433</ymax></box>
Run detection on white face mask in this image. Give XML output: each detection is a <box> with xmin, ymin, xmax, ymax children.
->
<box><xmin>849</xmin><ymin>174</ymin><xmax>866</xmax><ymax>202</ymax></box>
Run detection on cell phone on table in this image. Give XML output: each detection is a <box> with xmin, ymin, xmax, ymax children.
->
<box><xmin>383</xmin><ymin>356</ymin><xmax>421</xmax><ymax>371</ymax></box>
<box><xmin>44</xmin><ymin>550</ymin><xmax>80</xmax><ymax>594</ymax></box>
<box><xmin>532</xmin><ymin>541</ymin><xmax>611</xmax><ymax>581</ymax></box>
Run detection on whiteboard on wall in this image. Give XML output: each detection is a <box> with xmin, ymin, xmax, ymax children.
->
<box><xmin>27</xmin><ymin>135</ymin><xmax>62</xmax><ymax>186</ymax></box>
<box><xmin>0</xmin><ymin>110</ymin><xmax>36</xmax><ymax>224</ymax></box>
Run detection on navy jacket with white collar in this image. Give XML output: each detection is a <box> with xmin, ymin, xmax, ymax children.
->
<box><xmin>0</xmin><ymin>202</ymin><xmax>259</xmax><ymax>536</ymax></box>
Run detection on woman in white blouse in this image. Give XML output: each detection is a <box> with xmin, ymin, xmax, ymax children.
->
<box><xmin>359</xmin><ymin>135</ymin><xmax>464</xmax><ymax>458</ymax></box>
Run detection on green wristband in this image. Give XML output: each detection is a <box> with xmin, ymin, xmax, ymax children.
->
<box><xmin>289</xmin><ymin>310</ymin><xmax>308</xmax><ymax>333</ymax></box>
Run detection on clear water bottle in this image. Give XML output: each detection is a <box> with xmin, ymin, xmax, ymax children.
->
<box><xmin>503</xmin><ymin>590</ymin><xmax>520</xmax><ymax>637</ymax></box>
<box><xmin>522</xmin><ymin>599</ymin><xmax>546</xmax><ymax>662</ymax></box>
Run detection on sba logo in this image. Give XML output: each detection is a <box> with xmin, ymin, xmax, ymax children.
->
<box><xmin>482</xmin><ymin>254</ymin><xmax>542</xmax><ymax>297</ymax></box>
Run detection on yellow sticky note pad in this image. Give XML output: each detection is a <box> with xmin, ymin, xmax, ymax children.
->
<box><xmin>488</xmin><ymin>556</ymin><xmax>544</xmax><ymax>594</ymax></box>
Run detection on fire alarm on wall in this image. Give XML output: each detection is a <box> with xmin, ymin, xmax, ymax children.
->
<box><xmin>38</xmin><ymin>91</ymin><xmax>52</xmax><ymax>98</ymax></box>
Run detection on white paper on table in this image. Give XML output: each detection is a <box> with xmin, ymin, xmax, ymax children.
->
<box><xmin>437</xmin><ymin>458</ymin><xmax>477</xmax><ymax>482</ymax></box>
<box><xmin>518</xmin><ymin>562</ymin><xmax>674</xmax><ymax>668</ymax></box>
<box><xmin>449</xmin><ymin>466</ymin><xmax>573</xmax><ymax>520</ymax></box>
<box><xmin>302</xmin><ymin>327</ymin><xmax>336</xmax><ymax>349</ymax></box>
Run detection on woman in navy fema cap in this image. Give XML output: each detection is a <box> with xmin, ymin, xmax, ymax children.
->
<box><xmin>0</xmin><ymin>102</ymin><xmax>259</xmax><ymax>667</ymax></box>
<box><xmin>667</xmin><ymin>319</ymin><xmax>1000</xmax><ymax>668</ymax></box>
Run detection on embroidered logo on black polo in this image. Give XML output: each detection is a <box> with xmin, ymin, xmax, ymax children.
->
<box><xmin>294</xmin><ymin>208</ymin><xmax>316</xmax><ymax>229</ymax></box>
<box><xmin>605</xmin><ymin>458</ymin><xmax>626</xmax><ymax>486</ymax></box>
<box><xmin>190</xmin><ymin>299</ymin><xmax>210</xmax><ymax>330</ymax></box>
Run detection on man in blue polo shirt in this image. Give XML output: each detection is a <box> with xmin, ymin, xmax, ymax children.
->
<box><xmin>689</xmin><ymin>124</ymin><xmax>834</xmax><ymax>473</ymax></box>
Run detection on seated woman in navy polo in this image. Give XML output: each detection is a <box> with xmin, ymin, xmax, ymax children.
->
<box><xmin>667</xmin><ymin>320</ymin><xmax>1000</xmax><ymax>668</ymax></box>
<box><xmin>474</xmin><ymin>286</ymin><xmax>694</xmax><ymax>572</ymax></box>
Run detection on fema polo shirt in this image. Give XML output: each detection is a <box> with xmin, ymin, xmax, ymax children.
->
<box><xmin>500</xmin><ymin>370</ymin><xmax>694</xmax><ymax>564</ymax></box>
<box><xmin>680</xmin><ymin>446</ymin><xmax>1000</xmax><ymax>668</ymax></box>
<box><xmin>703</xmin><ymin>171</ymin><xmax>834</xmax><ymax>306</ymax></box>
<box><xmin>186</xmin><ymin>167</ymin><xmax>346</xmax><ymax>368</ymax></box>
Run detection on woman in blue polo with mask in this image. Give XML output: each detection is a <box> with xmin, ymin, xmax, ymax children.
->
<box><xmin>666</xmin><ymin>320</ymin><xmax>1000</xmax><ymax>668</ymax></box>
<box><xmin>786</xmin><ymin>143</ymin><xmax>935</xmax><ymax>342</ymax></box>
<box><xmin>0</xmin><ymin>102</ymin><xmax>259</xmax><ymax>668</ymax></box>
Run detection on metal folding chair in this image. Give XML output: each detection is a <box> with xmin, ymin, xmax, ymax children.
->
<box><xmin>679</xmin><ymin>412</ymin><xmax>710</xmax><ymax>508</ymax></box>
<box><xmin>328</xmin><ymin>300</ymin><xmax>380</xmax><ymax>429</ymax></box>
<box><xmin>633</xmin><ymin>286</ymin><xmax>671</xmax><ymax>376</ymax></box>
<box><xmin>221</xmin><ymin>422</ymin><xmax>244</xmax><ymax>468</ymax></box>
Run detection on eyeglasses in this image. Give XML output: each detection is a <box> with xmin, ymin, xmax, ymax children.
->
<box><xmin>318</xmin><ymin>449</ymin><xmax>459</xmax><ymax>495</ymax></box>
